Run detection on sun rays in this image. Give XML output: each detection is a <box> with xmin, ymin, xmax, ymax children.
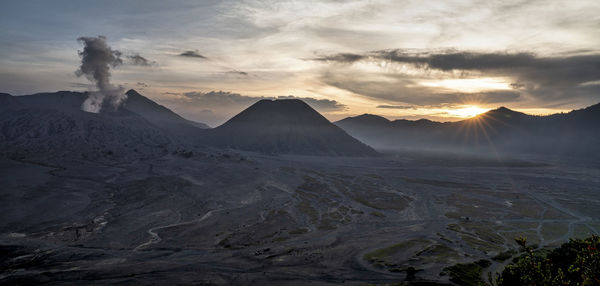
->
<box><xmin>447</xmin><ymin>106</ymin><xmax>489</xmax><ymax>118</ymax></box>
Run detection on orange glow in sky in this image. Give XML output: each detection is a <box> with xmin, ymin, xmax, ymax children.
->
<box><xmin>447</xmin><ymin>106</ymin><xmax>489</xmax><ymax>118</ymax></box>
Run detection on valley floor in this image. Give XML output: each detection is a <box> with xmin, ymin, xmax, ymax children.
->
<box><xmin>1</xmin><ymin>150</ymin><xmax>599</xmax><ymax>285</ymax></box>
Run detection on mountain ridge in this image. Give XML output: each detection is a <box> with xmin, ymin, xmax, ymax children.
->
<box><xmin>1</xmin><ymin>90</ymin><xmax>377</xmax><ymax>157</ymax></box>
<box><xmin>335</xmin><ymin>102</ymin><xmax>600</xmax><ymax>157</ymax></box>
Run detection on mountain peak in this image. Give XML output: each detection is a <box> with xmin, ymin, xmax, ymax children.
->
<box><xmin>125</xmin><ymin>89</ymin><xmax>142</xmax><ymax>97</ymax></box>
<box><xmin>355</xmin><ymin>113</ymin><xmax>390</xmax><ymax>122</ymax></box>
<box><xmin>336</xmin><ymin>113</ymin><xmax>390</xmax><ymax>126</ymax></box>
<box><xmin>253</xmin><ymin>98</ymin><xmax>311</xmax><ymax>108</ymax></box>
<box><xmin>221</xmin><ymin>98</ymin><xmax>329</xmax><ymax>128</ymax></box>
<box><xmin>208</xmin><ymin>99</ymin><xmax>376</xmax><ymax>156</ymax></box>
<box><xmin>479</xmin><ymin>106</ymin><xmax>527</xmax><ymax>119</ymax></box>
<box><xmin>493</xmin><ymin>106</ymin><xmax>514</xmax><ymax>113</ymax></box>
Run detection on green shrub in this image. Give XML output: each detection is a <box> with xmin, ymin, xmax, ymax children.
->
<box><xmin>497</xmin><ymin>235</ymin><xmax>600</xmax><ymax>286</ymax></box>
<box><xmin>444</xmin><ymin>259</ymin><xmax>490</xmax><ymax>286</ymax></box>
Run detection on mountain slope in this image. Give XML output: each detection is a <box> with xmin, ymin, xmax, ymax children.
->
<box><xmin>0</xmin><ymin>104</ymin><xmax>172</xmax><ymax>161</ymax></box>
<box><xmin>16</xmin><ymin>90</ymin><xmax>209</xmax><ymax>130</ymax></box>
<box><xmin>124</xmin><ymin>89</ymin><xmax>209</xmax><ymax>129</ymax></box>
<box><xmin>0</xmin><ymin>93</ymin><xmax>23</xmax><ymax>111</ymax></box>
<box><xmin>206</xmin><ymin>99</ymin><xmax>377</xmax><ymax>156</ymax></box>
<box><xmin>0</xmin><ymin>90</ymin><xmax>208</xmax><ymax>160</ymax></box>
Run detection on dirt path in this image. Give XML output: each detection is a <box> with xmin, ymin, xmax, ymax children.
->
<box><xmin>133</xmin><ymin>208</ymin><xmax>224</xmax><ymax>251</ymax></box>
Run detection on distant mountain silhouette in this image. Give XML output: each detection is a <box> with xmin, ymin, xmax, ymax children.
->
<box><xmin>336</xmin><ymin>104</ymin><xmax>600</xmax><ymax>157</ymax></box>
<box><xmin>205</xmin><ymin>99</ymin><xmax>377</xmax><ymax>156</ymax></box>
<box><xmin>9</xmin><ymin>88</ymin><xmax>596</xmax><ymax>158</ymax></box>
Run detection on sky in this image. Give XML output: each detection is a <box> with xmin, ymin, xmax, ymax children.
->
<box><xmin>1</xmin><ymin>0</ymin><xmax>599</xmax><ymax>127</ymax></box>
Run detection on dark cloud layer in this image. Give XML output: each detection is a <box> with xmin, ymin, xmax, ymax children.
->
<box><xmin>127</xmin><ymin>54</ymin><xmax>154</xmax><ymax>66</ymax></box>
<box><xmin>313</xmin><ymin>52</ymin><xmax>365</xmax><ymax>63</ymax></box>
<box><xmin>314</xmin><ymin>49</ymin><xmax>600</xmax><ymax>106</ymax></box>
<box><xmin>179</xmin><ymin>50</ymin><xmax>207</xmax><ymax>59</ymax></box>
<box><xmin>180</xmin><ymin>91</ymin><xmax>346</xmax><ymax>111</ymax></box>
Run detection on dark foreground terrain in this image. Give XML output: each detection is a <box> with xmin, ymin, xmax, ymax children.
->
<box><xmin>1</xmin><ymin>150</ymin><xmax>599</xmax><ymax>285</ymax></box>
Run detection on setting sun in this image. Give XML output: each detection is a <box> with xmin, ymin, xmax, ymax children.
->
<box><xmin>447</xmin><ymin>106</ymin><xmax>489</xmax><ymax>118</ymax></box>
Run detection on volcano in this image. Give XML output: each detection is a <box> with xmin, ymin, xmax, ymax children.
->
<box><xmin>0</xmin><ymin>89</ymin><xmax>208</xmax><ymax>161</ymax></box>
<box><xmin>206</xmin><ymin>99</ymin><xmax>377</xmax><ymax>156</ymax></box>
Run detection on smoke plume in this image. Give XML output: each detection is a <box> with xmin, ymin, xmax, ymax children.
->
<box><xmin>76</xmin><ymin>36</ymin><xmax>125</xmax><ymax>113</ymax></box>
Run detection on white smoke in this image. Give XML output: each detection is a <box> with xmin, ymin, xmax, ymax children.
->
<box><xmin>76</xmin><ymin>36</ymin><xmax>126</xmax><ymax>113</ymax></box>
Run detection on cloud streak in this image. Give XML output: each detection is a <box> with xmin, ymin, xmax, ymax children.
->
<box><xmin>315</xmin><ymin>49</ymin><xmax>600</xmax><ymax>106</ymax></box>
<box><xmin>126</xmin><ymin>54</ymin><xmax>155</xmax><ymax>66</ymax></box>
<box><xmin>377</xmin><ymin>105</ymin><xmax>416</xmax><ymax>109</ymax></box>
<box><xmin>179</xmin><ymin>50</ymin><xmax>207</xmax><ymax>59</ymax></box>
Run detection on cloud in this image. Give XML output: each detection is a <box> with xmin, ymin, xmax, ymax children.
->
<box><xmin>180</xmin><ymin>91</ymin><xmax>346</xmax><ymax>111</ymax></box>
<box><xmin>275</xmin><ymin>95</ymin><xmax>347</xmax><ymax>111</ymax></box>
<box><xmin>315</xmin><ymin>49</ymin><xmax>600</xmax><ymax>106</ymax></box>
<box><xmin>126</xmin><ymin>54</ymin><xmax>155</xmax><ymax>66</ymax></box>
<box><xmin>377</xmin><ymin>105</ymin><xmax>416</xmax><ymax>109</ymax></box>
<box><xmin>76</xmin><ymin>35</ymin><xmax>125</xmax><ymax>113</ymax></box>
<box><xmin>179</xmin><ymin>50</ymin><xmax>208</xmax><ymax>59</ymax></box>
<box><xmin>312</xmin><ymin>52</ymin><xmax>365</xmax><ymax>63</ymax></box>
<box><xmin>321</xmin><ymin>71</ymin><xmax>522</xmax><ymax>106</ymax></box>
<box><xmin>225</xmin><ymin>70</ymin><xmax>249</xmax><ymax>76</ymax></box>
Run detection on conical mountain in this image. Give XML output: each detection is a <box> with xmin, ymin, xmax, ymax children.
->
<box><xmin>207</xmin><ymin>99</ymin><xmax>377</xmax><ymax>156</ymax></box>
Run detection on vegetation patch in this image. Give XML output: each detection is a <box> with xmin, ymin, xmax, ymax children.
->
<box><xmin>497</xmin><ymin>236</ymin><xmax>600</xmax><ymax>286</ymax></box>
<box><xmin>289</xmin><ymin>228</ymin><xmax>309</xmax><ymax>235</ymax></box>
<box><xmin>444</xmin><ymin>259</ymin><xmax>491</xmax><ymax>286</ymax></box>
<box><xmin>492</xmin><ymin>249</ymin><xmax>516</xmax><ymax>262</ymax></box>
<box><xmin>364</xmin><ymin>242</ymin><xmax>412</xmax><ymax>262</ymax></box>
<box><xmin>540</xmin><ymin>222</ymin><xmax>569</xmax><ymax>241</ymax></box>
<box><xmin>461</xmin><ymin>234</ymin><xmax>504</xmax><ymax>253</ymax></box>
<box><xmin>370</xmin><ymin>211</ymin><xmax>385</xmax><ymax>218</ymax></box>
<box><xmin>363</xmin><ymin>239</ymin><xmax>435</xmax><ymax>271</ymax></box>
<box><xmin>296</xmin><ymin>200</ymin><xmax>319</xmax><ymax>223</ymax></box>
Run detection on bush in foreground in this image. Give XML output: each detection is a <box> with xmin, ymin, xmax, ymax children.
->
<box><xmin>498</xmin><ymin>235</ymin><xmax>599</xmax><ymax>286</ymax></box>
